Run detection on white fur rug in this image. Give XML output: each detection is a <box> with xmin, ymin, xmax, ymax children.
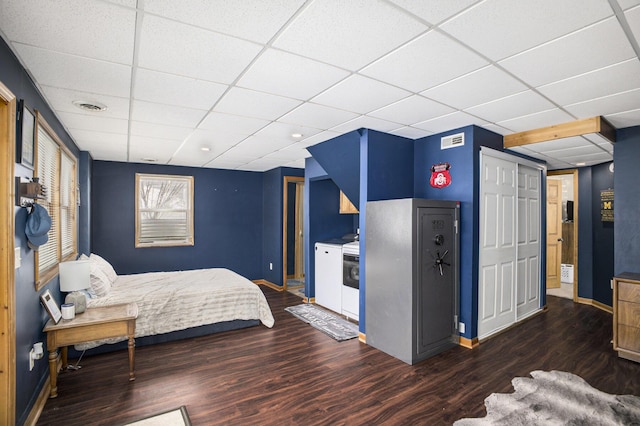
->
<box><xmin>454</xmin><ymin>370</ymin><xmax>640</xmax><ymax>425</ymax></box>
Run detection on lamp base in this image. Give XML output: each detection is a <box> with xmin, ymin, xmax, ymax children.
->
<box><xmin>65</xmin><ymin>291</ymin><xmax>87</xmax><ymax>314</ymax></box>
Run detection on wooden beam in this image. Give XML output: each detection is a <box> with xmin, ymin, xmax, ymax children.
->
<box><xmin>503</xmin><ymin>116</ymin><xmax>616</xmax><ymax>148</ymax></box>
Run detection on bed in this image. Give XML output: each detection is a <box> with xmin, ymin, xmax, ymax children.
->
<box><xmin>75</xmin><ymin>254</ymin><xmax>274</xmax><ymax>351</ymax></box>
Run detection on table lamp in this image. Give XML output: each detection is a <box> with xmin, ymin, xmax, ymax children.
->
<box><xmin>59</xmin><ymin>259</ymin><xmax>91</xmax><ymax>314</ymax></box>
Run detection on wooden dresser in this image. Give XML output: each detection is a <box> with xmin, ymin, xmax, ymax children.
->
<box><xmin>613</xmin><ymin>273</ymin><xmax>640</xmax><ymax>363</ymax></box>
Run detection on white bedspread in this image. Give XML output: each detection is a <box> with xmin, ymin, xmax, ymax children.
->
<box><xmin>78</xmin><ymin>268</ymin><xmax>274</xmax><ymax>349</ymax></box>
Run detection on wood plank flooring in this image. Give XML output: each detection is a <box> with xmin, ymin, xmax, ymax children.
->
<box><xmin>37</xmin><ymin>288</ymin><xmax>640</xmax><ymax>425</ymax></box>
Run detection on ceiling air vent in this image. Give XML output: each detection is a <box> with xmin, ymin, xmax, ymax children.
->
<box><xmin>72</xmin><ymin>100</ymin><xmax>107</xmax><ymax>112</ymax></box>
<box><xmin>441</xmin><ymin>132</ymin><xmax>464</xmax><ymax>150</ymax></box>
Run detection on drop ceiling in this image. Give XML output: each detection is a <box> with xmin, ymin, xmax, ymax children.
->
<box><xmin>1</xmin><ymin>0</ymin><xmax>639</xmax><ymax>172</ymax></box>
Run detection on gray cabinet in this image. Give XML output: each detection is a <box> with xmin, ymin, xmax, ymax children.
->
<box><xmin>366</xmin><ymin>198</ymin><xmax>459</xmax><ymax>364</ymax></box>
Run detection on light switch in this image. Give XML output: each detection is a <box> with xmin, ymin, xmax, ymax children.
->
<box><xmin>15</xmin><ymin>247</ymin><xmax>21</xmax><ymax>269</ymax></box>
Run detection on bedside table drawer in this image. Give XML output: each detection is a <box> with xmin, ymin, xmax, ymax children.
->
<box><xmin>618</xmin><ymin>301</ymin><xmax>640</xmax><ymax>328</ymax></box>
<box><xmin>619</xmin><ymin>282</ymin><xmax>640</xmax><ymax>303</ymax></box>
<box><xmin>618</xmin><ymin>324</ymin><xmax>640</xmax><ymax>353</ymax></box>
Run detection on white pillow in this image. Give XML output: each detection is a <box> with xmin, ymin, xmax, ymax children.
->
<box><xmin>89</xmin><ymin>253</ymin><xmax>118</xmax><ymax>283</ymax></box>
<box><xmin>89</xmin><ymin>261</ymin><xmax>111</xmax><ymax>297</ymax></box>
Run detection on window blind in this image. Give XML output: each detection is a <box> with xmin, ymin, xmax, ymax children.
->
<box><xmin>36</xmin><ymin>127</ymin><xmax>60</xmax><ymax>274</ymax></box>
<box><xmin>60</xmin><ymin>151</ymin><xmax>75</xmax><ymax>258</ymax></box>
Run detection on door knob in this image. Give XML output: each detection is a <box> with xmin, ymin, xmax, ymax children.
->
<box><xmin>558</xmin><ymin>238</ymin><xmax>564</xmax><ymax>242</ymax></box>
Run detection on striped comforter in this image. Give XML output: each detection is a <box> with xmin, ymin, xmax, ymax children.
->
<box><xmin>78</xmin><ymin>268</ymin><xmax>274</xmax><ymax>349</ymax></box>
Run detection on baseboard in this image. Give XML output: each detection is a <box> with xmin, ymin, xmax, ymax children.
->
<box><xmin>358</xmin><ymin>332</ymin><xmax>366</xmax><ymax>344</ymax></box>
<box><xmin>24</xmin><ymin>375</ymin><xmax>51</xmax><ymax>426</ymax></box>
<box><xmin>576</xmin><ymin>297</ymin><xmax>613</xmax><ymax>313</ymax></box>
<box><xmin>459</xmin><ymin>336</ymin><xmax>479</xmax><ymax>349</ymax></box>
<box><xmin>252</xmin><ymin>279</ymin><xmax>283</xmax><ymax>292</ymax></box>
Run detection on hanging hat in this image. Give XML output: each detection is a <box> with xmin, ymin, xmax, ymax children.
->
<box><xmin>25</xmin><ymin>203</ymin><xmax>52</xmax><ymax>250</ymax></box>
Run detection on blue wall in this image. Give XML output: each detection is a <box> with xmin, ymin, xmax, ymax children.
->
<box><xmin>91</xmin><ymin>161</ymin><xmax>265</xmax><ymax>278</ymax></box>
<box><xmin>2</xmin><ymin>37</ymin><xmax>81</xmax><ymax>425</ymax></box>
<box><xmin>414</xmin><ymin>126</ymin><xmax>503</xmax><ymax>340</ymax></box>
<box><xmin>614</xmin><ymin>126</ymin><xmax>640</xmax><ymax>275</ymax></box>
<box><xmin>578</xmin><ymin>167</ymin><xmax>594</xmax><ymax>299</ymax></box>
<box><xmin>591</xmin><ymin>162</ymin><xmax>615</xmax><ymax>306</ymax></box>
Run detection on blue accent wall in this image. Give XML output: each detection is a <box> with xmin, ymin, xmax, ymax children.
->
<box><xmin>78</xmin><ymin>151</ymin><xmax>92</xmax><ymax>256</ymax></box>
<box><xmin>591</xmin><ymin>162</ymin><xmax>614</xmax><ymax>306</ymax></box>
<box><xmin>91</xmin><ymin>161</ymin><xmax>265</xmax><ymax>278</ymax></box>
<box><xmin>614</xmin><ymin>126</ymin><xmax>640</xmax><ymax>276</ymax></box>
<box><xmin>578</xmin><ymin>167</ymin><xmax>594</xmax><ymax>299</ymax></box>
<box><xmin>2</xmin><ymin>36</ymin><xmax>81</xmax><ymax>425</ymax></box>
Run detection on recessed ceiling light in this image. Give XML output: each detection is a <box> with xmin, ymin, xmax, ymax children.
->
<box><xmin>200</xmin><ymin>146</ymin><xmax>211</xmax><ymax>152</ymax></box>
<box><xmin>576</xmin><ymin>162</ymin><xmax>586</xmax><ymax>166</ymax></box>
<box><xmin>72</xmin><ymin>100</ymin><xmax>107</xmax><ymax>112</ymax></box>
<box><xmin>291</xmin><ymin>133</ymin><xmax>303</xmax><ymax>139</ymax></box>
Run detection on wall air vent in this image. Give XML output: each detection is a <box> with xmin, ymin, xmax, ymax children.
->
<box><xmin>441</xmin><ymin>132</ymin><xmax>464</xmax><ymax>150</ymax></box>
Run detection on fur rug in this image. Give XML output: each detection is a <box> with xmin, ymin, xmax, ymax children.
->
<box><xmin>454</xmin><ymin>370</ymin><xmax>640</xmax><ymax>425</ymax></box>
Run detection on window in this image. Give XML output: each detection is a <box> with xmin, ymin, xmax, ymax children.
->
<box><xmin>135</xmin><ymin>174</ymin><xmax>194</xmax><ymax>248</ymax></box>
<box><xmin>35</xmin><ymin>114</ymin><xmax>77</xmax><ymax>290</ymax></box>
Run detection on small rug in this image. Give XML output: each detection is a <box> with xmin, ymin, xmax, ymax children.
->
<box><xmin>125</xmin><ymin>406</ymin><xmax>191</xmax><ymax>426</ymax></box>
<box><xmin>285</xmin><ymin>303</ymin><xmax>359</xmax><ymax>341</ymax></box>
<box><xmin>454</xmin><ymin>370</ymin><xmax>640</xmax><ymax>425</ymax></box>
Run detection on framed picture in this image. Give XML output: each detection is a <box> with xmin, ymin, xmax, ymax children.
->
<box><xmin>16</xmin><ymin>100</ymin><xmax>36</xmax><ymax>170</ymax></box>
<box><xmin>40</xmin><ymin>289</ymin><xmax>62</xmax><ymax>324</ymax></box>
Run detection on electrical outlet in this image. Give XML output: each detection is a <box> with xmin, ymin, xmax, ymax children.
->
<box><xmin>459</xmin><ymin>322</ymin><xmax>465</xmax><ymax>334</ymax></box>
<box><xmin>269</xmin><ymin>262</ymin><xmax>273</xmax><ymax>271</ymax></box>
<box><xmin>29</xmin><ymin>349</ymin><xmax>35</xmax><ymax>371</ymax></box>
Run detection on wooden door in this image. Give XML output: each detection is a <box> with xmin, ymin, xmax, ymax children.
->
<box><xmin>546</xmin><ymin>179</ymin><xmax>562</xmax><ymax>289</ymax></box>
<box><xmin>478</xmin><ymin>154</ymin><xmax>517</xmax><ymax>338</ymax></box>
<box><xmin>294</xmin><ymin>182</ymin><xmax>304</xmax><ymax>279</ymax></box>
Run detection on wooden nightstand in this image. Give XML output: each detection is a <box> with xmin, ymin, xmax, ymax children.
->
<box><xmin>43</xmin><ymin>303</ymin><xmax>138</xmax><ymax>398</ymax></box>
<box><xmin>613</xmin><ymin>273</ymin><xmax>640</xmax><ymax>363</ymax></box>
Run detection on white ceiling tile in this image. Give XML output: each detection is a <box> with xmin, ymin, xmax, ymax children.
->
<box><xmin>143</xmin><ymin>0</ymin><xmax>305</xmax><ymax>43</ymax></box>
<box><xmin>537</xmin><ymin>59</ymin><xmax>640</xmax><ymax>106</ymax></box>
<box><xmin>564</xmin><ymin>88</ymin><xmax>640</xmax><ymax>118</ymax></box>
<box><xmin>134</xmin><ymin>68</ymin><xmax>227</xmax><ymax>110</ymax></box>
<box><xmin>279</xmin><ymin>103</ymin><xmax>359</xmax><ymax>129</ymax></box>
<box><xmin>214</xmin><ymin>87</ymin><xmax>302</xmax><ymax>120</ymax></box>
<box><xmin>130</xmin><ymin>121</ymin><xmax>193</xmax><ymax>141</ymax></box>
<box><xmin>387</xmin><ymin>0</ymin><xmax>480</xmax><ymax>24</ymax></box>
<box><xmin>69</xmin><ymin>129</ymin><xmax>128</xmax><ymax>160</ymax></box>
<box><xmin>129</xmin><ymin>136</ymin><xmax>183</xmax><ymax>163</ymax></box>
<box><xmin>57</xmin><ymin>111</ymin><xmax>128</xmax><ymax>134</ymax></box>
<box><xmin>169</xmin><ymin>132</ymin><xmax>239</xmax><ymax>166</ymax></box>
<box><xmin>465</xmin><ymin>91</ymin><xmax>556</xmax><ymax>123</ymax></box>
<box><xmin>254</xmin><ymin>121</ymin><xmax>323</xmax><ymax>142</ymax></box>
<box><xmin>283</xmin><ymin>158</ymin><xmax>306</xmax><ymax>169</ymax></box>
<box><xmin>237</xmin><ymin>49</ymin><xmax>350</xmax><ymax>101</ymax></box>
<box><xmin>138</xmin><ymin>15</ymin><xmax>262</xmax><ymax>84</ymax></box>
<box><xmin>625</xmin><ymin>5</ymin><xmax>640</xmax><ymax>41</ymax></box>
<box><xmin>440</xmin><ymin>0</ymin><xmax>614</xmax><ymax>61</ymax></box>
<box><xmin>362</xmin><ymin>30</ymin><xmax>488</xmax><ymax>92</ymax></box>
<box><xmin>413</xmin><ymin>111</ymin><xmax>488</xmax><ymax>133</ymax></box>
<box><xmin>521</xmin><ymin>136</ymin><xmax>592</xmax><ymax>153</ymax></box>
<box><xmin>330</xmin><ymin>115</ymin><xmax>403</xmax><ymax>134</ymax></box>
<box><xmin>422</xmin><ymin>65</ymin><xmax>528</xmax><ymax>110</ymax></box>
<box><xmin>0</xmin><ymin>0</ymin><xmax>135</xmax><ymax>64</ymax></box>
<box><xmin>298</xmin><ymin>131</ymin><xmax>343</xmax><ymax>149</ymax></box>
<box><xmin>103</xmin><ymin>0</ymin><xmax>137</xmax><ymax>7</ymax></box>
<box><xmin>604</xmin><ymin>108</ymin><xmax>640</xmax><ymax>128</ymax></box>
<box><xmin>368</xmin><ymin>95</ymin><xmax>455</xmax><ymax>125</ymax></box>
<box><xmin>224</xmin><ymin>136</ymin><xmax>293</xmax><ymax>158</ymax></box>
<box><xmin>548</xmin><ymin>144</ymin><xmax>608</xmax><ymax>158</ymax></box>
<box><xmin>497</xmin><ymin>109</ymin><xmax>575</xmax><ymax>133</ymax></box>
<box><xmin>273</xmin><ymin>0</ymin><xmax>427</xmax><ymax>71</ymax></box>
<box><xmin>263</xmin><ymin>143</ymin><xmax>311</xmax><ymax>161</ymax></box>
<box><xmin>14</xmin><ymin>45</ymin><xmax>131</xmax><ymax>97</ymax></box>
<box><xmin>199</xmin><ymin>112</ymin><xmax>270</xmax><ymax>136</ymax></box>
<box><xmin>481</xmin><ymin>123</ymin><xmax>514</xmax><ymax>135</ymax></box>
<box><xmin>203</xmin><ymin>158</ymin><xmax>246</xmax><ymax>170</ymax></box>
<box><xmin>40</xmin><ymin>86</ymin><xmax>130</xmax><ymax>120</ymax></box>
<box><xmin>132</xmin><ymin>100</ymin><xmax>207</xmax><ymax>127</ymax></box>
<box><xmin>312</xmin><ymin>75</ymin><xmax>411</xmax><ymax>114</ymax></box>
<box><xmin>499</xmin><ymin>18</ymin><xmax>635</xmax><ymax>87</ymax></box>
<box><xmin>619</xmin><ymin>0</ymin><xmax>640</xmax><ymax>10</ymax></box>
<box><xmin>387</xmin><ymin>126</ymin><xmax>433</xmax><ymax>139</ymax></box>
<box><xmin>238</xmin><ymin>157</ymin><xmax>287</xmax><ymax>172</ymax></box>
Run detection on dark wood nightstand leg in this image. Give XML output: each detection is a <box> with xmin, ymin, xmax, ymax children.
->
<box><xmin>48</xmin><ymin>348</ymin><xmax>58</xmax><ymax>398</ymax></box>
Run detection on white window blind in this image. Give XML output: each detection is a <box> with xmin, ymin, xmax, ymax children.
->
<box><xmin>35</xmin><ymin>115</ymin><xmax>78</xmax><ymax>288</ymax></box>
<box><xmin>136</xmin><ymin>174</ymin><xmax>194</xmax><ymax>247</ymax></box>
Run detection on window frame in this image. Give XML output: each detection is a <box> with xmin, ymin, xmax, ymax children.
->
<box><xmin>135</xmin><ymin>173</ymin><xmax>194</xmax><ymax>248</ymax></box>
<box><xmin>34</xmin><ymin>112</ymin><xmax>78</xmax><ymax>290</ymax></box>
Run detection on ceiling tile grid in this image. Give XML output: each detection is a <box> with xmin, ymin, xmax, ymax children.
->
<box><xmin>1</xmin><ymin>0</ymin><xmax>638</xmax><ymax>171</ymax></box>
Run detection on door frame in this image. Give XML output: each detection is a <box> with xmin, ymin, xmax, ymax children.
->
<box><xmin>0</xmin><ymin>81</ymin><xmax>17</xmax><ymax>425</ymax></box>
<box><xmin>548</xmin><ymin>169</ymin><xmax>579</xmax><ymax>302</ymax></box>
<box><xmin>282</xmin><ymin>176</ymin><xmax>304</xmax><ymax>290</ymax></box>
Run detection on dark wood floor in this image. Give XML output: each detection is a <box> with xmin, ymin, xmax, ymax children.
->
<box><xmin>37</xmin><ymin>288</ymin><xmax>640</xmax><ymax>426</ymax></box>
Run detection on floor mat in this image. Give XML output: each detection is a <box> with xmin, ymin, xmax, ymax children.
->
<box><xmin>285</xmin><ymin>303</ymin><xmax>359</xmax><ymax>341</ymax></box>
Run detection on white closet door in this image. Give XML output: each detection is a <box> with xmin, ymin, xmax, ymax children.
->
<box><xmin>478</xmin><ymin>154</ymin><xmax>517</xmax><ymax>338</ymax></box>
<box><xmin>516</xmin><ymin>165</ymin><xmax>541</xmax><ymax>320</ymax></box>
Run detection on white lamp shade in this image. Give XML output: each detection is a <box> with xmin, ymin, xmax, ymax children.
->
<box><xmin>59</xmin><ymin>260</ymin><xmax>91</xmax><ymax>292</ymax></box>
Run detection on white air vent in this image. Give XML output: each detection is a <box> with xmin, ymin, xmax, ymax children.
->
<box><xmin>441</xmin><ymin>132</ymin><xmax>464</xmax><ymax>150</ymax></box>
